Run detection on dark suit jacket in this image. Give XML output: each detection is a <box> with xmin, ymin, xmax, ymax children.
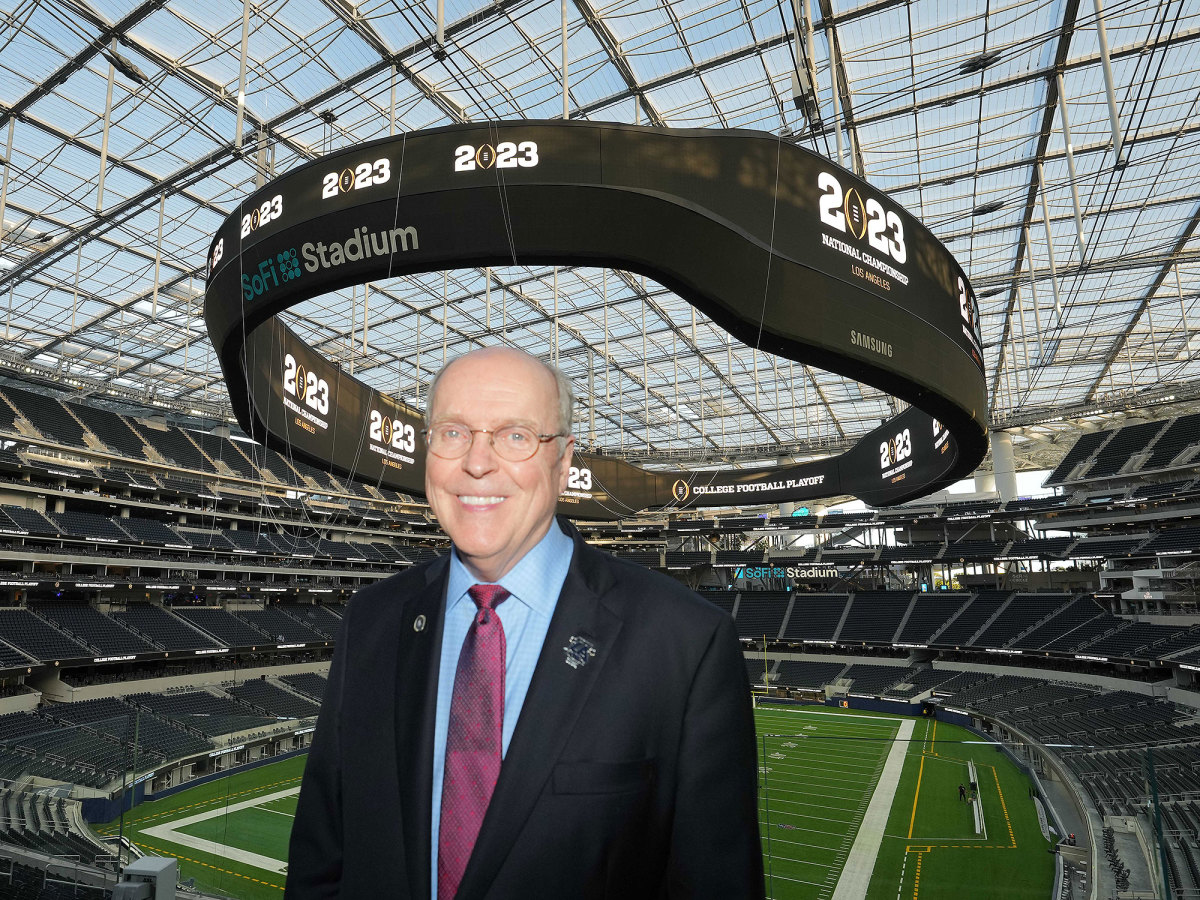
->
<box><xmin>285</xmin><ymin>518</ymin><xmax>764</xmax><ymax>899</ymax></box>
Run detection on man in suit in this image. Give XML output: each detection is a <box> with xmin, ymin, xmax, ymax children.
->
<box><xmin>285</xmin><ymin>346</ymin><xmax>763</xmax><ymax>899</ymax></box>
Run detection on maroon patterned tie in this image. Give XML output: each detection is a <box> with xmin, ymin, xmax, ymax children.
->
<box><xmin>438</xmin><ymin>584</ymin><xmax>509</xmax><ymax>900</ymax></box>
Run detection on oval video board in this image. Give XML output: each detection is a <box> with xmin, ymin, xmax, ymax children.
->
<box><xmin>205</xmin><ymin>121</ymin><xmax>988</xmax><ymax>517</ymax></box>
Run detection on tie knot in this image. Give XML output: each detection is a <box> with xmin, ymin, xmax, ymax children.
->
<box><xmin>468</xmin><ymin>583</ymin><xmax>510</xmax><ymax>612</ymax></box>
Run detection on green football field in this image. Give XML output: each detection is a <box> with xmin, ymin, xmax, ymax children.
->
<box><xmin>95</xmin><ymin>756</ymin><xmax>304</xmax><ymax>899</ymax></box>
<box><xmin>96</xmin><ymin>706</ymin><xmax>1054</xmax><ymax>899</ymax></box>
<box><xmin>755</xmin><ymin>704</ymin><xmax>1055</xmax><ymax>900</ymax></box>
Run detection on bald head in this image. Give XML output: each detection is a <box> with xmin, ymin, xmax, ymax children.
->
<box><xmin>426</xmin><ymin>346</ymin><xmax>574</xmax><ymax>442</ymax></box>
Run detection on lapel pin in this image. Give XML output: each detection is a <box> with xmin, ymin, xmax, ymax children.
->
<box><xmin>413</xmin><ymin>614</ymin><xmax>426</xmax><ymax>633</ymax></box>
<box><xmin>563</xmin><ymin>634</ymin><xmax>597</xmax><ymax>669</ymax></box>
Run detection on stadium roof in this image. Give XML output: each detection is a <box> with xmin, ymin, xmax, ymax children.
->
<box><xmin>0</xmin><ymin>0</ymin><xmax>1198</xmax><ymax>481</ymax></box>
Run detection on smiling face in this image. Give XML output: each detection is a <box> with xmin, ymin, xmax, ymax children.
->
<box><xmin>425</xmin><ymin>347</ymin><xmax>574</xmax><ymax>583</ymax></box>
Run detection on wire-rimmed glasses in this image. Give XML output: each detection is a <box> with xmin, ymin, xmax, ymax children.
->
<box><xmin>422</xmin><ymin>423</ymin><xmax>566</xmax><ymax>462</ymax></box>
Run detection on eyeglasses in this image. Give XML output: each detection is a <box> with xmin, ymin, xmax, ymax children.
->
<box><xmin>422</xmin><ymin>423</ymin><xmax>567</xmax><ymax>462</ymax></box>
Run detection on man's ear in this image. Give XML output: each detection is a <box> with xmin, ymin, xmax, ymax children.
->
<box><xmin>557</xmin><ymin>436</ymin><xmax>576</xmax><ymax>488</ymax></box>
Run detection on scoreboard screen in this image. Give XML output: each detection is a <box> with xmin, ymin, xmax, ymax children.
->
<box><xmin>206</xmin><ymin>121</ymin><xmax>988</xmax><ymax>517</ymax></box>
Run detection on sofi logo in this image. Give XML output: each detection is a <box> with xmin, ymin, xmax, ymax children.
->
<box><xmin>738</xmin><ymin>566</ymin><xmax>788</xmax><ymax>578</ymax></box>
<box><xmin>736</xmin><ymin>565</ymin><xmax>839</xmax><ymax>579</ymax></box>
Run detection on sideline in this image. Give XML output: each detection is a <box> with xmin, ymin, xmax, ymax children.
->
<box><xmin>141</xmin><ymin>786</ymin><xmax>300</xmax><ymax>874</ymax></box>
<box><xmin>830</xmin><ymin>719</ymin><xmax>914</xmax><ymax>900</ymax></box>
<box><xmin>757</xmin><ymin>706</ymin><xmax>907</xmax><ymax>725</ymax></box>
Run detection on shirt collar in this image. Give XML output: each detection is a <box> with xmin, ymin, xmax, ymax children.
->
<box><xmin>446</xmin><ymin>519</ymin><xmax>573</xmax><ymax>618</ymax></box>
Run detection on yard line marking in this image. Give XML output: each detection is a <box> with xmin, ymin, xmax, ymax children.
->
<box><xmin>762</xmin><ymin>870</ymin><xmax>827</xmax><ymax>887</ymax></box>
<box><xmin>778</xmin><ymin>824</ymin><xmax>861</xmax><ymax>840</ymax></box>
<box><xmin>758</xmin><ymin>792</ymin><xmax>873</xmax><ymax>806</ymax></box>
<box><xmin>758</xmin><ymin>835</ymin><xmax>845</xmax><ymax>854</ymax></box>
<box><xmin>759</xmin><ymin>797</ymin><xmax>864</xmax><ymax>817</ymax></box>
<box><xmin>908</xmin><ymin>754</ymin><xmax>925</xmax><ymax>839</ymax></box>
<box><xmin>992</xmin><ymin>765</ymin><xmax>1017</xmax><ymax>848</ymax></box>
<box><xmin>760</xmin><ymin>809</ymin><xmax>863</xmax><ymax>829</ymax></box>
<box><xmin>766</xmin><ymin>762</ymin><xmax>884</xmax><ymax>779</ymax></box>
<box><xmin>759</xmin><ymin>854</ymin><xmax>839</xmax><ymax>874</ymax></box>
<box><xmin>760</xmin><ymin>783</ymin><xmax>874</xmax><ymax>802</ymax></box>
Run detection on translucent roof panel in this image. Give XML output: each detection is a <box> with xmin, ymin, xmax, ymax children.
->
<box><xmin>0</xmin><ymin>0</ymin><xmax>1198</xmax><ymax>483</ymax></box>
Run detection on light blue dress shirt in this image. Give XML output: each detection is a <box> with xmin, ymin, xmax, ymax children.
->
<box><xmin>430</xmin><ymin>521</ymin><xmax>574</xmax><ymax>899</ymax></box>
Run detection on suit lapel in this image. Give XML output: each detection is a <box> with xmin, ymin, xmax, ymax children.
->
<box><xmin>395</xmin><ymin>555</ymin><xmax>450</xmax><ymax>900</ymax></box>
<box><xmin>456</xmin><ymin>532</ymin><xmax>623</xmax><ymax>899</ymax></box>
